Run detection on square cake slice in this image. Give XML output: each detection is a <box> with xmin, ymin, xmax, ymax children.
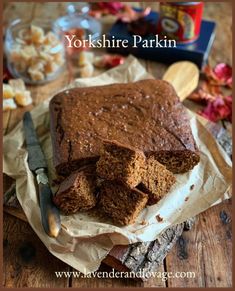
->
<box><xmin>139</xmin><ymin>156</ymin><xmax>176</xmax><ymax>205</ymax></box>
<box><xmin>53</xmin><ymin>165</ymin><xmax>97</xmax><ymax>214</ymax></box>
<box><xmin>99</xmin><ymin>182</ymin><xmax>148</xmax><ymax>226</ymax></box>
<box><xmin>96</xmin><ymin>140</ymin><xmax>146</xmax><ymax>188</ymax></box>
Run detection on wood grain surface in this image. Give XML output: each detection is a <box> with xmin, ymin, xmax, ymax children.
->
<box><xmin>3</xmin><ymin>2</ymin><xmax>232</xmax><ymax>288</ymax></box>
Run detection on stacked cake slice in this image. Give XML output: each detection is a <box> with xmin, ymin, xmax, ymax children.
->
<box><xmin>97</xmin><ymin>140</ymin><xmax>176</xmax><ymax>225</ymax></box>
<box><xmin>53</xmin><ymin>165</ymin><xmax>97</xmax><ymax>214</ymax></box>
<box><xmin>53</xmin><ymin>140</ymin><xmax>176</xmax><ymax>225</ymax></box>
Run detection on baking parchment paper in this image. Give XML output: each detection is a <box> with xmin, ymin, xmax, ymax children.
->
<box><xmin>3</xmin><ymin>56</ymin><xmax>232</xmax><ymax>274</ymax></box>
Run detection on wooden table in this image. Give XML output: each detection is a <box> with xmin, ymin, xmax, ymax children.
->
<box><xmin>3</xmin><ymin>2</ymin><xmax>232</xmax><ymax>288</ymax></box>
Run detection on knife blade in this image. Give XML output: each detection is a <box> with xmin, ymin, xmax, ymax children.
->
<box><xmin>23</xmin><ymin>111</ymin><xmax>61</xmax><ymax>238</ymax></box>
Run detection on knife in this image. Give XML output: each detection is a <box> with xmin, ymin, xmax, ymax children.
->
<box><xmin>23</xmin><ymin>111</ymin><xmax>61</xmax><ymax>238</ymax></box>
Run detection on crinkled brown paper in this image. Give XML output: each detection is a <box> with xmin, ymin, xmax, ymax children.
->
<box><xmin>3</xmin><ymin>56</ymin><xmax>232</xmax><ymax>274</ymax></box>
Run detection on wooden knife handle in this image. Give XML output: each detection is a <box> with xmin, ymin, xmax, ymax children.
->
<box><xmin>38</xmin><ymin>182</ymin><xmax>61</xmax><ymax>238</ymax></box>
<box><xmin>36</xmin><ymin>168</ymin><xmax>61</xmax><ymax>238</ymax></box>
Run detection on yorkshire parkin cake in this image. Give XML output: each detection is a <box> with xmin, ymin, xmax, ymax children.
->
<box><xmin>49</xmin><ymin>79</ymin><xmax>200</xmax><ymax>176</ymax></box>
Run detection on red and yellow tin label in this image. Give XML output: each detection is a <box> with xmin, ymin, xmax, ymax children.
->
<box><xmin>157</xmin><ymin>2</ymin><xmax>204</xmax><ymax>44</ymax></box>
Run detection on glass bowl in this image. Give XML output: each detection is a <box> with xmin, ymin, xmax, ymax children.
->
<box><xmin>4</xmin><ymin>18</ymin><xmax>65</xmax><ymax>85</ymax></box>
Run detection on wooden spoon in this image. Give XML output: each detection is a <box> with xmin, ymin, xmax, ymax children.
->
<box><xmin>163</xmin><ymin>61</ymin><xmax>200</xmax><ymax>102</ymax></box>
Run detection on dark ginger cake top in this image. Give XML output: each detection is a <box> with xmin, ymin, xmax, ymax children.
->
<box><xmin>50</xmin><ymin>79</ymin><xmax>198</xmax><ymax>174</ymax></box>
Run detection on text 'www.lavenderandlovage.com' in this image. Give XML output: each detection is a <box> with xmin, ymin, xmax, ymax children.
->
<box><xmin>55</xmin><ymin>269</ymin><xmax>196</xmax><ymax>281</ymax></box>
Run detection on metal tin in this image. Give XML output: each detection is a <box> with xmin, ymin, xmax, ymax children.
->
<box><xmin>157</xmin><ymin>2</ymin><xmax>204</xmax><ymax>44</ymax></box>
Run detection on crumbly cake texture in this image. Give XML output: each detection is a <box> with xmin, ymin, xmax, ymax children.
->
<box><xmin>138</xmin><ymin>156</ymin><xmax>176</xmax><ymax>205</ymax></box>
<box><xmin>53</xmin><ymin>165</ymin><xmax>97</xmax><ymax>214</ymax></box>
<box><xmin>96</xmin><ymin>139</ymin><xmax>146</xmax><ymax>188</ymax></box>
<box><xmin>99</xmin><ymin>181</ymin><xmax>148</xmax><ymax>226</ymax></box>
<box><xmin>49</xmin><ymin>79</ymin><xmax>200</xmax><ymax>176</ymax></box>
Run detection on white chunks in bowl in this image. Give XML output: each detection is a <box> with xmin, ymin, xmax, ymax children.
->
<box><xmin>9</xmin><ymin>25</ymin><xmax>65</xmax><ymax>82</ymax></box>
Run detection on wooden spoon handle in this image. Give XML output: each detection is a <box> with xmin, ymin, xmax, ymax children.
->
<box><xmin>163</xmin><ymin>61</ymin><xmax>199</xmax><ymax>102</ymax></box>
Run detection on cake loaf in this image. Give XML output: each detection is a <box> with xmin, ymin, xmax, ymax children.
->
<box><xmin>49</xmin><ymin>79</ymin><xmax>200</xmax><ymax>176</ymax></box>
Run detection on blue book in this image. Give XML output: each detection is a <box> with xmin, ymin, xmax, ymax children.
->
<box><xmin>107</xmin><ymin>9</ymin><xmax>216</xmax><ymax>69</ymax></box>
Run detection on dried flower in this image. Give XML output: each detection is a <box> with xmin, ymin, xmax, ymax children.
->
<box><xmin>97</xmin><ymin>2</ymin><xmax>124</xmax><ymax>15</ymax></box>
<box><xmin>198</xmin><ymin>95</ymin><xmax>232</xmax><ymax>122</ymax></box>
<box><xmin>93</xmin><ymin>54</ymin><xmax>125</xmax><ymax>68</ymax></box>
<box><xmin>214</xmin><ymin>63</ymin><xmax>232</xmax><ymax>86</ymax></box>
<box><xmin>204</xmin><ymin>63</ymin><xmax>232</xmax><ymax>87</ymax></box>
<box><xmin>90</xmin><ymin>2</ymin><xmax>151</xmax><ymax>23</ymax></box>
<box><xmin>89</xmin><ymin>2</ymin><xmax>124</xmax><ymax>17</ymax></box>
<box><xmin>189</xmin><ymin>81</ymin><xmax>222</xmax><ymax>103</ymax></box>
<box><xmin>189</xmin><ymin>63</ymin><xmax>232</xmax><ymax>123</ymax></box>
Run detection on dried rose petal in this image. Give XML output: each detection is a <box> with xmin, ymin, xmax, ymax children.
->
<box><xmin>98</xmin><ymin>2</ymin><xmax>124</xmax><ymax>14</ymax></box>
<box><xmin>224</xmin><ymin>94</ymin><xmax>232</xmax><ymax>105</ymax></box>
<box><xmin>226</xmin><ymin>77</ymin><xmax>232</xmax><ymax>87</ymax></box>
<box><xmin>203</xmin><ymin>64</ymin><xmax>217</xmax><ymax>79</ymax></box>
<box><xmin>188</xmin><ymin>79</ymin><xmax>225</xmax><ymax>104</ymax></box>
<box><xmin>213</xmin><ymin>63</ymin><xmax>232</xmax><ymax>85</ymax></box>
<box><xmin>89</xmin><ymin>3</ymin><xmax>151</xmax><ymax>24</ymax></box>
<box><xmin>201</xmin><ymin>81</ymin><xmax>222</xmax><ymax>95</ymax></box>
<box><xmin>190</xmin><ymin>62</ymin><xmax>232</xmax><ymax>123</ymax></box>
<box><xmin>203</xmin><ymin>63</ymin><xmax>232</xmax><ymax>87</ymax></box>
<box><xmin>188</xmin><ymin>81</ymin><xmax>221</xmax><ymax>103</ymax></box>
<box><xmin>189</xmin><ymin>88</ymin><xmax>215</xmax><ymax>103</ymax></box>
<box><xmin>94</xmin><ymin>55</ymin><xmax>125</xmax><ymax>69</ymax></box>
<box><xmin>224</xmin><ymin>95</ymin><xmax>232</xmax><ymax>122</ymax></box>
<box><xmin>90</xmin><ymin>2</ymin><xmax>124</xmax><ymax>17</ymax></box>
<box><xmin>198</xmin><ymin>96</ymin><xmax>232</xmax><ymax>122</ymax></box>
<box><xmin>106</xmin><ymin>55</ymin><xmax>124</xmax><ymax>67</ymax></box>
